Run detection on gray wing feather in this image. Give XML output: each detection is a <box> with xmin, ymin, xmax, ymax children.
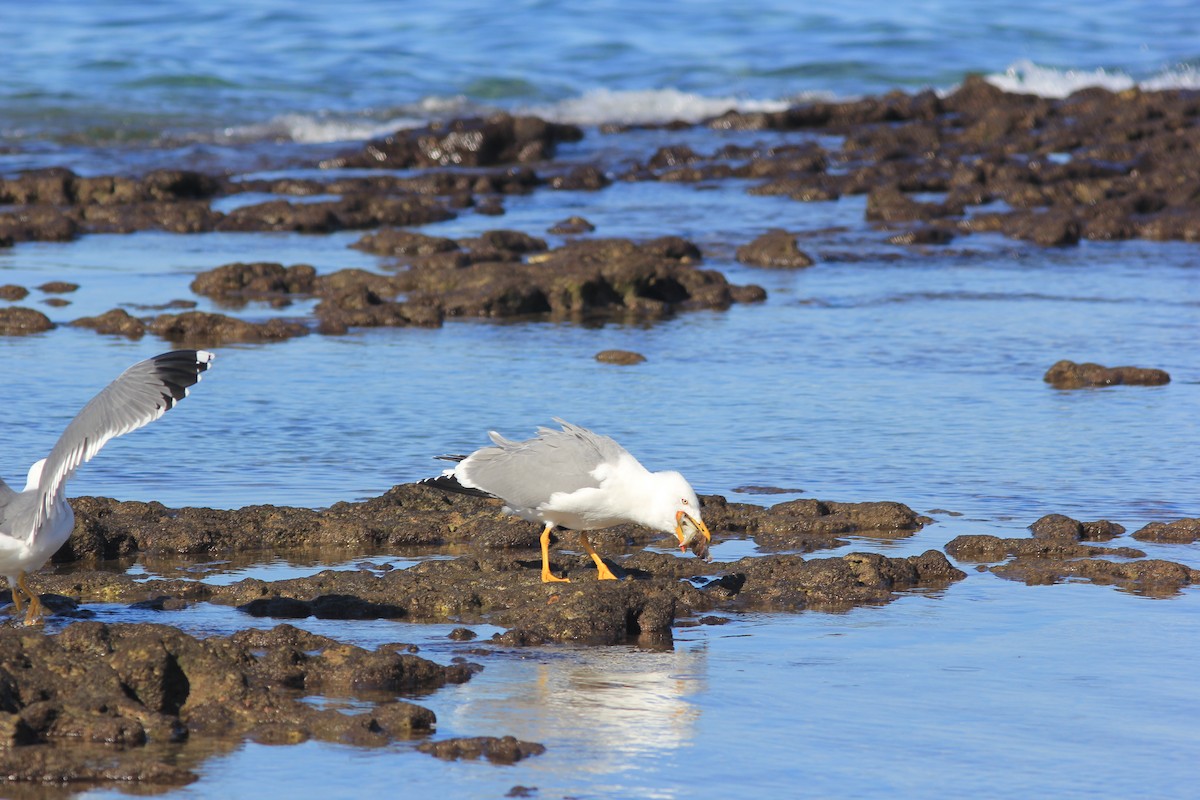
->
<box><xmin>33</xmin><ymin>350</ymin><xmax>214</xmax><ymax>531</ymax></box>
<box><xmin>457</xmin><ymin>419</ymin><xmax>630</xmax><ymax>511</ymax></box>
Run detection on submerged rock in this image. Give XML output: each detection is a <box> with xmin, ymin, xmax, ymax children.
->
<box><xmin>417</xmin><ymin>735</ymin><xmax>546</xmax><ymax>764</ymax></box>
<box><xmin>1043</xmin><ymin>360</ymin><xmax>1171</xmax><ymax>389</ymax></box>
<box><xmin>595</xmin><ymin>349</ymin><xmax>646</xmax><ymax>365</ymax></box>
<box><xmin>71</xmin><ymin>308</ymin><xmax>148</xmax><ymax>338</ymax></box>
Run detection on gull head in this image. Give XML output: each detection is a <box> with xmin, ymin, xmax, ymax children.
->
<box><xmin>648</xmin><ymin>471</ymin><xmax>711</xmax><ymax>562</ymax></box>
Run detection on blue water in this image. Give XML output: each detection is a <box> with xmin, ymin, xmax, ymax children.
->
<box><xmin>3</xmin><ymin>2</ymin><xmax>1200</xmax><ymax>798</ymax></box>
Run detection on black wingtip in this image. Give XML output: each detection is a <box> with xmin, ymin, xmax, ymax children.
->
<box><xmin>150</xmin><ymin>350</ymin><xmax>215</xmax><ymax>405</ymax></box>
<box><xmin>419</xmin><ymin>474</ymin><xmax>496</xmax><ymax>499</ymax></box>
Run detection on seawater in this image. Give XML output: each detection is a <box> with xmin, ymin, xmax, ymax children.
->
<box><xmin>2</xmin><ymin>1</ymin><xmax>1199</xmax><ymax>798</ymax></box>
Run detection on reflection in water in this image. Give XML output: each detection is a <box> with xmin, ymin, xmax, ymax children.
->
<box><xmin>444</xmin><ymin>643</ymin><xmax>707</xmax><ymax>779</ymax></box>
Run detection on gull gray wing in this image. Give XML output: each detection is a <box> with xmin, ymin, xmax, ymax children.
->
<box><xmin>456</xmin><ymin>419</ymin><xmax>631</xmax><ymax>511</ymax></box>
<box><xmin>33</xmin><ymin>350</ymin><xmax>214</xmax><ymax>531</ymax></box>
<box><xmin>0</xmin><ymin>476</ymin><xmax>16</xmax><ymax>530</ymax></box>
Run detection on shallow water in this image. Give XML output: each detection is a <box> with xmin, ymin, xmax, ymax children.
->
<box><xmin>3</xmin><ymin>2</ymin><xmax>1200</xmax><ymax>798</ymax></box>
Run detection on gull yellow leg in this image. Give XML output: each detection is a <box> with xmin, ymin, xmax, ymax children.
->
<box><xmin>18</xmin><ymin>573</ymin><xmax>44</xmax><ymax>626</ymax></box>
<box><xmin>579</xmin><ymin>532</ymin><xmax>618</xmax><ymax>580</ymax></box>
<box><xmin>540</xmin><ymin>523</ymin><xmax>570</xmax><ymax>583</ymax></box>
<box><xmin>8</xmin><ymin>576</ymin><xmax>24</xmax><ymax>614</ymax></box>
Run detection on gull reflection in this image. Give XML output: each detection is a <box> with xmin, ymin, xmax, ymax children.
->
<box><xmin>446</xmin><ymin>642</ymin><xmax>709</xmax><ymax>772</ymax></box>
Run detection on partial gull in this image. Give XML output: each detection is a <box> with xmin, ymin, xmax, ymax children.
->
<box><xmin>423</xmin><ymin>418</ymin><xmax>711</xmax><ymax>582</ymax></box>
<box><xmin>0</xmin><ymin>350</ymin><xmax>214</xmax><ymax>624</ymax></box>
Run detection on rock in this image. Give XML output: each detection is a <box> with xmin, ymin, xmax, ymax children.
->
<box><xmin>148</xmin><ymin>310</ymin><xmax>310</xmax><ymax>346</ymax></box>
<box><xmin>752</xmin><ymin>499</ymin><xmax>931</xmax><ymax>551</ymax></box>
<box><xmin>71</xmin><ymin>308</ymin><xmax>147</xmax><ymax>338</ymax></box>
<box><xmin>326</xmin><ymin>113</ymin><xmax>584</xmax><ymax>170</ymax></box>
<box><xmin>735</xmin><ymin>230</ymin><xmax>815</xmax><ymax>268</ymax></box>
<box><xmin>990</xmin><ymin>558</ymin><xmax>1199</xmax><ymax>596</ymax></box>
<box><xmin>944</xmin><ymin>534</ymin><xmax>1145</xmax><ymax>563</ymax></box>
<box><xmin>350</xmin><ymin>228</ymin><xmax>460</xmax><ymax>257</ymax></box>
<box><xmin>0</xmin><ymin>284</ymin><xmax>29</xmax><ymax>300</ymax></box>
<box><xmin>1029</xmin><ymin>514</ymin><xmax>1125</xmax><ymax>542</ymax></box>
<box><xmin>595</xmin><ymin>349</ymin><xmax>646</xmax><ymax>365</ymax></box>
<box><xmin>548</xmin><ymin>215</ymin><xmax>595</xmax><ymax>234</ymax></box>
<box><xmin>1043</xmin><ymin>360</ymin><xmax>1171</xmax><ymax>389</ymax></box>
<box><xmin>0</xmin><ymin>306</ymin><xmax>54</xmax><ymax>335</ymax></box>
<box><xmin>417</xmin><ymin>735</ymin><xmax>546</xmax><ymax>764</ymax></box>
<box><xmin>0</xmin><ymin>622</ymin><xmax>460</xmax><ymax>784</ymax></box>
<box><xmin>37</xmin><ymin>281</ymin><xmax>79</xmax><ymax>293</ymax></box>
<box><xmin>1132</xmin><ymin>518</ymin><xmax>1200</xmax><ymax>543</ymax></box>
<box><xmin>216</xmin><ymin>195</ymin><xmax>454</xmax><ymax>233</ymax></box>
<box><xmin>189</xmin><ymin>262</ymin><xmax>317</xmax><ymax>306</ymax></box>
<box><xmin>887</xmin><ymin>226</ymin><xmax>955</xmax><ymax>245</ymax></box>
<box><xmin>42</xmin><ymin>297</ymin><xmax>71</xmax><ymax>307</ymax></box>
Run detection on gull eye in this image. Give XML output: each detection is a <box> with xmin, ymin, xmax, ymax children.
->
<box><xmin>681</xmin><ymin>498</ymin><xmax>689</xmax><ymax>505</ymax></box>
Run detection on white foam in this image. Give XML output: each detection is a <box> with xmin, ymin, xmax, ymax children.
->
<box><xmin>985</xmin><ymin>59</ymin><xmax>1200</xmax><ymax>99</ymax></box>
<box><xmin>522</xmin><ymin>87</ymin><xmax>796</xmax><ymax>126</ymax></box>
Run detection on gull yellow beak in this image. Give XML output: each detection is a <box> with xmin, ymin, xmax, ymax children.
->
<box><xmin>675</xmin><ymin>511</ymin><xmax>712</xmax><ymax>561</ymax></box>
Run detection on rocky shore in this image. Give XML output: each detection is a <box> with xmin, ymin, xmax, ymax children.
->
<box><xmin>1</xmin><ymin>82</ymin><xmax>1198</xmax><ymax>789</ymax></box>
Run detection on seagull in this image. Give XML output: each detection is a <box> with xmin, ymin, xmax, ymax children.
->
<box><xmin>422</xmin><ymin>418</ymin><xmax>711</xmax><ymax>582</ymax></box>
<box><xmin>0</xmin><ymin>350</ymin><xmax>215</xmax><ymax>625</ymax></box>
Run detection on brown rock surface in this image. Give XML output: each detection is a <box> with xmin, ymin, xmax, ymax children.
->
<box><xmin>0</xmin><ymin>306</ymin><xmax>54</xmax><ymax>335</ymax></box>
<box><xmin>1043</xmin><ymin>360</ymin><xmax>1171</xmax><ymax>389</ymax></box>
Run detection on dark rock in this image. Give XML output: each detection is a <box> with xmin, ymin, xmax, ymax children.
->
<box><xmin>595</xmin><ymin>349</ymin><xmax>646</xmax><ymax>365</ymax></box>
<box><xmin>0</xmin><ymin>206</ymin><xmax>79</xmax><ymax>242</ymax></box>
<box><xmin>42</xmin><ymin>297</ymin><xmax>71</xmax><ymax>307</ymax></box>
<box><xmin>350</xmin><ymin>228</ymin><xmax>460</xmax><ymax>257</ymax></box>
<box><xmin>990</xmin><ymin>558</ymin><xmax>1199</xmax><ymax>596</ymax></box>
<box><xmin>418</xmin><ymin>735</ymin><xmax>546</xmax><ymax>764</ymax></box>
<box><xmin>1030</xmin><ymin>514</ymin><xmax>1125</xmax><ymax>541</ymax></box>
<box><xmin>1132</xmin><ymin>518</ymin><xmax>1200</xmax><ymax>543</ymax></box>
<box><xmin>548</xmin><ymin>215</ymin><xmax>596</xmax><ymax>234</ymax></box>
<box><xmin>0</xmin><ymin>307</ymin><xmax>54</xmax><ymax>335</ymax></box>
<box><xmin>1043</xmin><ymin>360</ymin><xmax>1171</xmax><ymax>389</ymax></box>
<box><xmin>36</xmin><ymin>281</ymin><xmax>79</xmax><ymax>293</ymax></box>
<box><xmin>753</xmin><ymin>499</ymin><xmax>931</xmax><ymax>551</ymax></box>
<box><xmin>71</xmin><ymin>308</ymin><xmax>147</xmax><ymax>338</ymax></box>
<box><xmin>148</xmin><ymin>310</ymin><xmax>310</xmax><ymax>346</ymax></box>
<box><xmin>189</xmin><ymin>262</ymin><xmax>318</xmax><ymax>306</ymax></box>
<box><xmin>448</xmin><ymin>627</ymin><xmax>477</xmax><ymax>641</ymax></box>
<box><xmin>327</xmin><ymin>113</ymin><xmax>583</xmax><ymax>170</ymax></box>
<box><xmin>887</xmin><ymin>226</ymin><xmax>955</xmax><ymax>245</ymax></box>
<box><xmin>736</xmin><ymin>230</ymin><xmax>815</xmax><ymax>268</ymax></box>
<box><xmin>944</xmin><ymin>534</ymin><xmax>1145</xmax><ymax>563</ymax></box>
<box><xmin>0</xmin><ymin>622</ymin><xmax>455</xmax><ymax>784</ymax></box>
<box><xmin>0</xmin><ymin>284</ymin><xmax>29</xmax><ymax>301</ymax></box>
<box><xmin>216</xmin><ymin>195</ymin><xmax>454</xmax><ymax>233</ymax></box>
<box><xmin>546</xmin><ymin>165</ymin><xmax>610</xmax><ymax>190</ymax></box>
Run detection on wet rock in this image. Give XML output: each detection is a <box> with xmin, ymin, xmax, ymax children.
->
<box><xmin>866</xmin><ymin>186</ymin><xmax>953</xmax><ymax>222</ymax></box>
<box><xmin>0</xmin><ymin>283</ymin><xmax>29</xmax><ymax>301</ymax></box>
<box><xmin>595</xmin><ymin>349</ymin><xmax>646</xmax><ymax>365</ymax></box>
<box><xmin>189</xmin><ymin>262</ymin><xmax>318</xmax><ymax>306</ymax></box>
<box><xmin>546</xmin><ymin>165</ymin><xmax>610</xmax><ymax>190</ymax></box>
<box><xmin>327</xmin><ymin>113</ymin><xmax>583</xmax><ymax>170</ymax></box>
<box><xmin>396</xmin><ymin>237</ymin><xmax>766</xmax><ymax>321</ymax></box>
<box><xmin>736</xmin><ymin>230</ymin><xmax>815</xmax><ymax>268</ymax></box>
<box><xmin>1132</xmin><ymin>518</ymin><xmax>1200</xmax><ymax>543</ymax></box>
<box><xmin>1029</xmin><ymin>514</ymin><xmax>1125</xmax><ymax>542</ymax></box>
<box><xmin>36</xmin><ymin>281</ymin><xmax>80</xmax><ymax>294</ymax></box>
<box><xmin>752</xmin><ymin>499</ymin><xmax>931</xmax><ymax>551</ymax></box>
<box><xmin>0</xmin><ymin>306</ymin><xmax>54</xmax><ymax>335</ymax></box>
<box><xmin>216</xmin><ymin>195</ymin><xmax>454</xmax><ymax>233</ymax></box>
<box><xmin>314</xmin><ymin>287</ymin><xmax>443</xmax><ymax>333</ymax></box>
<box><xmin>448</xmin><ymin>627</ymin><xmax>477</xmax><ymax>641</ymax></box>
<box><xmin>0</xmin><ymin>206</ymin><xmax>79</xmax><ymax>242</ymax></box>
<box><xmin>887</xmin><ymin>226</ymin><xmax>955</xmax><ymax>245</ymax></box>
<box><xmin>944</xmin><ymin>534</ymin><xmax>1145</xmax><ymax>563</ymax></box>
<box><xmin>727</xmin><ymin>550</ymin><xmax>965</xmax><ymax>612</ymax></box>
<box><xmin>990</xmin><ymin>558</ymin><xmax>1199</xmax><ymax>596</ymax></box>
<box><xmin>148</xmin><ymin>310</ymin><xmax>310</xmax><ymax>346</ymax></box>
<box><xmin>417</xmin><ymin>735</ymin><xmax>546</xmax><ymax>764</ymax></box>
<box><xmin>42</xmin><ymin>297</ymin><xmax>71</xmax><ymax>308</ymax></box>
<box><xmin>548</xmin><ymin>215</ymin><xmax>596</xmax><ymax>234</ymax></box>
<box><xmin>0</xmin><ymin>622</ymin><xmax>459</xmax><ymax>784</ymax></box>
<box><xmin>70</xmin><ymin>308</ymin><xmax>147</xmax><ymax>338</ymax></box>
<box><xmin>1043</xmin><ymin>360</ymin><xmax>1171</xmax><ymax>389</ymax></box>
<box><xmin>350</xmin><ymin>228</ymin><xmax>460</xmax><ymax>257</ymax></box>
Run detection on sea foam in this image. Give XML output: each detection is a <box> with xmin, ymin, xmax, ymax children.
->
<box><xmin>985</xmin><ymin>59</ymin><xmax>1200</xmax><ymax>98</ymax></box>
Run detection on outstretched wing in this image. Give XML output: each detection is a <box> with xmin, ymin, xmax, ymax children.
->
<box><xmin>33</xmin><ymin>350</ymin><xmax>215</xmax><ymax>531</ymax></box>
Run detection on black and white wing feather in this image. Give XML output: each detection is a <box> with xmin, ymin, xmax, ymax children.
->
<box><xmin>33</xmin><ymin>350</ymin><xmax>214</xmax><ymax>530</ymax></box>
